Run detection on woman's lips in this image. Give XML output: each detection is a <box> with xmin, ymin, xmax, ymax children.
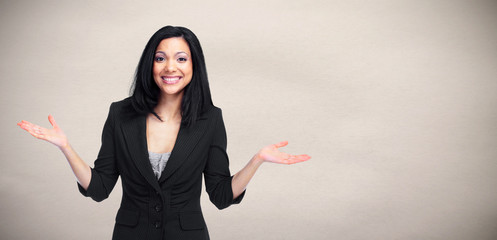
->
<box><xmin>162</xmin><ymin>76</ymin><xmax>181</xmax><ymax>84</ymax></box>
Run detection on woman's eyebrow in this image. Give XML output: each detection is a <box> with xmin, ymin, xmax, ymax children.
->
<box><xmin>154</xmin><ymin>51</ymin><xmax>190</xmax><ymax>57</ymax></box>
<box><xmin>175</xmin><ymin>51</ymin><xmax>190</xmax><ymax>57</ymax></box>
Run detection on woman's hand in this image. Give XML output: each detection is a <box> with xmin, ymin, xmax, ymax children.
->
<box><xmin>231</xmin><ymin>141</ymin><xmax>311</xmax><ymax>199</ymax></box>
<box><xmin>256</xmin><ymin>141</ymin><xmax>311</xmax><ymax>165</ymax></box>
<box><xmin>17</xmin><ymin>115</ymin><xmax>69</xmax><ymax>149</ymax></box>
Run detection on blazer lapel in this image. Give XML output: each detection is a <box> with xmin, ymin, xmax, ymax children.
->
<box><xmin>120</xmin><ymin>114</ymin><xmax>162</xmax><ymax>193</ymax></box>
<box><xmin>159</xmin><ymin>116</ymin><xmax>209</xmax><ymax>183</ymax></box>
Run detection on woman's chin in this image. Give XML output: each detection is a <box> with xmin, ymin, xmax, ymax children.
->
<box><xmin>160</xmin><ymin>87</ymin><xmax>185</xmax><ymax>97</ymax></box>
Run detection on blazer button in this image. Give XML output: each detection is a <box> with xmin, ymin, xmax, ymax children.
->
<box><xmin>155</xmin><ymin>205</ymin><xmax>162</xmax><ymax>212</ymax></box>
<box><xmin>155</xmin><ymin>221</ymin><xmax>161</xmax><ymax>229</ymax></box>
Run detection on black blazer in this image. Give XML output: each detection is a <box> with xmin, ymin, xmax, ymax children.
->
<box><xmin>77</xmin><ymin>98</ymin><xmax>244</xmax><ymax>240</ymax></box>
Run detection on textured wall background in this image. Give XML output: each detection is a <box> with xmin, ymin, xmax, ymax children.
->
<box><xmin>1</xmin><ymin>0</ymin><xmax>496</xmax><ymax>239</ymax></box>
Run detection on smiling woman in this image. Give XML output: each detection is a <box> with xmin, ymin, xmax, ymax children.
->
<box><xmin>152</xmin><ymin>38</ymin><xmax>193</xmax><ymax>103</ymax></box>
<box><xmin>153</xmin><ymin>38</ymin><xmax>192</xmax><ymax>85</ymax></box>
<box><xmin>17</xmin><ymin>25</ymin><xmax>310</xmax><ymax>240</ymax></box>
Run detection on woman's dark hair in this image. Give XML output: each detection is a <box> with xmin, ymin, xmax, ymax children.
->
<box><xmin>130</xmin><ymin>25</ymin><xmax>213</xmax><ymax>126</ymax></box>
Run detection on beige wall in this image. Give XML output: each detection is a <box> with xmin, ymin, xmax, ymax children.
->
<box><xmin>1</xmin><ymin>0</ymin><xmax>497</xmax><ymax>239</ymax></box>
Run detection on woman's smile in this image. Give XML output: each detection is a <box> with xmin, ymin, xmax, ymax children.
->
<box><xmin>161</xmin><ymin>76</ymin><xmax>182</xmax><ymax>84</ymax></box>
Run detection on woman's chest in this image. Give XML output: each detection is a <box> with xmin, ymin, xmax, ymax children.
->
<box><xmin>146</xmin><ymin>117</ymin><xmax>181</xmax><ymax>153</ymax></box>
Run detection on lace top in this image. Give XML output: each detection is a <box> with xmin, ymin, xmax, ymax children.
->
<box><xmin>148</xmin><ymin>151</ymin><xmax>171</xmax><ymax>179</ymax></box>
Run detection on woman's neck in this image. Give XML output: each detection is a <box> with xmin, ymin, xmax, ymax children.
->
<box><xmin>154</xmin><ymin>93</ymin><xmax>183</xmax><ymax>123</ymax></box>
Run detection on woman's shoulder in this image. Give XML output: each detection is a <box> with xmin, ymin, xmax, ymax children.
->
<box><xmin>202</xmin><ymin>104</ymin><xmax>223</xmax><ymax>119</ymax></box>
<box><xmin>110</xmin><ymin>97</ymin><xmax>133</xmax><ymax>109</ymax></box>
<box><xmin>107</xmin><ymin>97</ymin><xmax>136</xmax><ymax>118</ymax></box>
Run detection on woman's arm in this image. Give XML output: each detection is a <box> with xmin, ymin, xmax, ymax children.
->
<box><xmin>59</xmin><ymin>144</ymin><xmax>92</xmax><ymax>190</ymax></box>
<box><xmin>231</xmin><ymin>141</ymin><xmax>311</xmax><ymax>199</ymax></box>
<box><xmin>17</xmin><ymin>115</ymin><xmax>92</xmax><ymax>190</ymax></box>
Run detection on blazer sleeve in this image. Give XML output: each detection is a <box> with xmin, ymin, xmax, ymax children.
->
<box><xmin>203</xmin><ymin>109</ymin><xmax>245</xmax><ymax>210</ymax></box>
<box><xmin>77</xmin><ymin>103</ymin><xmax>119</xmax><ymax>202</ymax></box>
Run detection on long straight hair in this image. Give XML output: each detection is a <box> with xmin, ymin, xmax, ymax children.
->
<box><xmin>129</xmin><ymin>26</ymin><xmax>213</xmax><ymax>126</ymax></box>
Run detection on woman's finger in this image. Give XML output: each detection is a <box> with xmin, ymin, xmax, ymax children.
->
<box><xmin>18</xmin><ymin>121</ymin><xmax>48</xmax><ymax>139</ymax></box>
<box><xmin>18</xmin><ymin>122</ymin><xmax>33</xmax><ymax>131</ymax></box>
<box><xmin>294</xmin><ymin>154</ymin><xmax>311</xmax><ymax>162</ymax></box>
<box><xmin>19</xmin><ymin>120</ymin><xmax>41</xmax><ymax>130</ymax></box>
<box><xmin>282</xmin><ymin>154</ymin><xmax>311</xmax><ymax>165</ymax></box>
<box><xmin>274</xmin><ymin>141</ymin><xmax>288</xmax><ymax>148</ymax></box>
<box><xmin>20</xmin><ymin>125</ymin><xmax>44</xmax><ymax>139</ymax></box>
<box><xmin>48</xmin><ymin>114</ymin><xmax>58</xmax><ymax>128</ymax></box>
<box><xmin>18</xmin><ymin>120</ymin><xmax>31</xmax><ymax>128</ymax></box>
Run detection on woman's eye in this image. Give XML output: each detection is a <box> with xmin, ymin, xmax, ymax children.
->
<box><xmin>178</xmin><ymin>57</ymin><xmax>187</xmax><ymax>62</ymax></box>
<box><xmin>155</xmin><ymin>56</ymin><xmax>165</xmax><ymax>62</ymax></box>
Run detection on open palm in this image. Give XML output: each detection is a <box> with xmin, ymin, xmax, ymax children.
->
<box><xmin>258</xmin><ymin>141</ymin><xmax>310</xmax><ymax>164</ymax></box>
<box><xmin>17</xmin><ymin>115</ymin><xmax>68</xmax><ymax>148</ymax></box>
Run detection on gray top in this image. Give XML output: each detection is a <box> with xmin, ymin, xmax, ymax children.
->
<box><xmin>148</xmin><ymin>151</ymin><xmax>171</xmax><ymax>179</ymax></box>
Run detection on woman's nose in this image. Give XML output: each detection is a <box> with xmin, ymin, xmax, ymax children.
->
<box><xmin>164</xmin><ymin>61</ymin><xmax>176</xmax><ymax>72</ymax></box>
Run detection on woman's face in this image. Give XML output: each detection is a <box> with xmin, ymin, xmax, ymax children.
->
<box><xmin>153</xmin><ymin>37</ymin><xmax>193</xmax><ymax>97</ymax></box>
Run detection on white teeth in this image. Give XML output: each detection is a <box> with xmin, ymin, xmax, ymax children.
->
<box><xmin>162</xmin><ymin>76</ymin><xmax>180</xmax><ymax>82</ymax></box>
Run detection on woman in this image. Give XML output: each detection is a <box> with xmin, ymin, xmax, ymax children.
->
<box><xmin>17</xmin><ymin>26</ymin><xmax>310</xmax><ymax>240</ymax></box>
